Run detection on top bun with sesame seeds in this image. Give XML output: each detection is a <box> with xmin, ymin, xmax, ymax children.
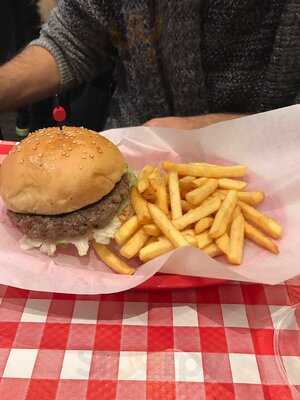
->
<box><xmin>0</xmin><ymin>126</ymin><xmax>126</xmax><ymax>215</ymax></box>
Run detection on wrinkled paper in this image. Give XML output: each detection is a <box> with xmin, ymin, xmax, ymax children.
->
<box><xmin>0</xmin><ymin>105</ymin><xmax>299</xmax><ymax>293</ymax></box>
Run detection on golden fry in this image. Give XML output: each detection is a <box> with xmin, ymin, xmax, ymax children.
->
<box><xmin>186</xmin><ymin>179</ymin><xmax>218</xmax><ymax>206</ymax></box>
<box><xmin>216</xmin><ymin>233</ymin><xmax>230</xmax><ymax>256</ymax></box>
<box><xmin>184</xmin><ymin>235</ymin><xmax>198</xmax><ymax>247</ymax></box>
<box><xmin>238</xmin><ymin>201</ymin><xmax>283</xmax><ymax>239</ymax></box>
<box><xmin>142</xmin><ymin>187</ymin><xmax>156</xmax><ymax>202</ymax></box>
<box><xmin>214</xmin><ymin>191</ymin><xmax>226</xmax><ymax>200</ymax></box>
<box><xmin>138</xmin><ymin>165</ymin><xmax>155</xmax><ymax>178</ymax></box>
<box><xmin>168</xmin><ymin>170</ymin><xmax>183</xmax><ymax>219</ymax></box>
<box><xmin>209</xmin><ymin>191</ymin><xmax>238</xmax><ymax>238</ymax></box>
<box><xmin>162</xmin><ymin>161</ymin><xmax>247</xmax><ymax>178</ymax></box>
<box><xmin>173</xmin><ymin>197</ymin><xmax>221</xmax><ymax>231</ymax></box>
<box><xmin>148</xmin><ymin>169</ymin><xmax>169</xmax><ymax>214</ymax></box>
<box><xmin>137</xmin><ymin>165</ymin><xmax>154</xmax><ymax>193</ymax></box>
<box><xmin>148</xmin><ymin>203</ymin><xmax>188</xmax><ymax>247</ymax></box>
<box><xmin>192</xmin><ymin>177</ymin><xmax>209</xmax><ymax>188</ymax></box>
<box><xmin>197</xmin><ymin>231</ymin><xmax>213</xmax><ymax>249</ymax></box>
<box><xmin>245</xmin><ymin>221</ymin><xmax>279</xmax><ymax>254</ymax></box>
<box><xmin>115</xmin><ymin>215</ymin><xmax>140</xmax><ymax>246</ymax></box>
<box><xmin>218</xmin><ymin>178</ymin><xmax>247</xmax><ymax>191</ymax></box>
<box><xmin>120</xmin><ymin>228</ymin><xmax>149</xmax><ymax>259</ymax></box>
<box><xmin>148</xmin><ymin>167</ymin><xmax>161</xmax><ymax>181</ymax></box>
<box><xmin>195</xmin><ymin>217</ymin><xmax>214</xmax><ymax>234</ymax></box>
<box><xmin>203</xmin><ymin>243</ymin><xmax>222</xmax><ymax>258</ymax></box>
<box><xmin>228</xmin><ymin>214</ymin><xmax>245</xmax><ymax>265</ymax></box>
<box><xmin>181</xmin><ymin>199</ymin><xmax>193</xmax><ymax>213</ymax></box>
<box><xmin>156</xmin><ymin>180</ymin><xmax>169</xmax><ymax>215</ymax></box>
<box><xmin>138</xmin><ymin>178</ymin><xmax>149</xmax><ymax>194</ymax></box>
<box><xmin>146</xmin><ymin>236</ymin><xmax>158</xmax><ymax>245</ymax></box>
<box><xmin>182</xmin><ymin>229</ymin><xmax>195</xmax><ymax>236</ymax></box>
<box><xmin>179</xmin><ymin>176</ymin><xmax>196</xmax><ymax>195</ymax></box>
<box><xmin>143</xmin><ymin>224</ymin><xmax>161</xmax><ymax>237</ymax></box>
<box><xmin>231</xmin><ymin>206</ymin><xmax>242</xmax><ymax>220</ymax></box>
<box><xmin>93</xmin><ymin>243</ymin><xmax>136</xmax><ymax>275</ymax></box>
<box><xmin>139</xmin><ymin>238</ymin><xmax>174</xmax><ymax>262</ymax></box>
<box><xmin>219</xmin><ymin>190</ymin><xmax>265</xmax><ymax>206</ymax></box>
<box><xmin>237</xmin><ymin>191</ymin><xmax>265</xmax><ymax>205</ymax></box>
<box><xmin>130</xmin><ymin>187</ymin><xmax>152</xmax><ymax>224</ymax></box>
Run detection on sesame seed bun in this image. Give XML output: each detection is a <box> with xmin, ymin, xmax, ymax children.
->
<box><xmin>0</xmin><ymin>126</ymin><xmax>126</xmax><ymax>215</ymax></box>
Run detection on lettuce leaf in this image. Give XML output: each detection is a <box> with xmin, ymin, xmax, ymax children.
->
<box><xmin>126</xmin><ymin>164</ymin><xmax>138</xmax><ymax>187</ymax></box>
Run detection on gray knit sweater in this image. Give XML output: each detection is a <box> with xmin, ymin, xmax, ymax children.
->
<box><xmin>32</xmin><ymin>0</ymin><xmax>300</xmax><ymax>129</ymax></box>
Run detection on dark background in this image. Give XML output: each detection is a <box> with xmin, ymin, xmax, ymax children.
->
<box><xmin>0</xmin><ymin>0</ymin><xmax>113</xmax><ymax>141</ymax></box>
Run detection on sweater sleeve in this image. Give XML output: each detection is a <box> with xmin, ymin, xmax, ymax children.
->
<box><xmin>30</xmin><ymin>0</ymin><xmax>113</xmax><ymax>89</ymax></box>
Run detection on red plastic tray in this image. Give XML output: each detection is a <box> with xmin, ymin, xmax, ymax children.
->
<box><xmin>135</xmin><ymin>274</ymin><xmax>226</xmax><ymax>290</ymax></box>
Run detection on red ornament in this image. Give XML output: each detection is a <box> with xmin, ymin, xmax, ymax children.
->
<box><xmin>53</xmin><ymin>106</ymin><xmax>66</xmax><ymax>123</ymax></box>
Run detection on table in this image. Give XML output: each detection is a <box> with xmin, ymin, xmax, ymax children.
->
<box><xmin>0</xmin><ymin>279</ymin><xmax>299</xmax><ymax>400</ymax></box>
<box><xmin>0</xmin><ymin>140</ymin><xmax>299</xmax><ymax>399</ymax></box>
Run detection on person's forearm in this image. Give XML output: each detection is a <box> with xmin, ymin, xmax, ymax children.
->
<box><xmin>0</xmin><ymin>46</ymin><xmax>60</xmax><ymax>112</ymax></box>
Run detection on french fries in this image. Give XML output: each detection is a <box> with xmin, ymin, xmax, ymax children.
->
<box><xmin>142</xmin><ymin>186</ymin><xmax>157</xmax><ymax>202</ymax></box>
<box><xmin>179</xmin><ymin>176</ymin><xmax>196</xmax><ymax>195</ymax></box>
<box><xmin>237</xmin><ymin>191</ymin><xmax>265</xmax><ymax>205</ymax></box>
<box><xmin>228</xmin><ymin>214</ymin><xmax>245</xmax><ymax>265</ymax></box>
<box><xmin>218</xmin><ymin>178</ymin><xmax>247</xmax><ymax>191</ymax></box>
<box><xmin>184</xmin><ymin>235</ymin><xmax>198</xmax><ymax>247</ymax></box>
<box><xmin>143</xmin><ymin>224</ymin><xmax>161</xmax><ymax>237</ymax></box>
<box><xmin>146</xmin><ymin>236</ymin><xmax>158</xmax><ymax>245</ymax></box>
<box><xmin>163</xmin><ymin>161</ymin><xmax>247</xmax><ymax>178</ymax></box>
<box><xmin>181</xmin><ymin>199</ymin><xmax>193</xmax><ymax>212</ymax></box>
<box><xmin>148</xmin><ymin>203</ymin><xmax>188</xmax><ymax>247</ymax></box>
<box><xmin>216</xmin><ymin>233</ymin><xmax>230</xmax><ymax>256</ymax></box>
<box><xmin>120</xmin><ymin>228</ymin><xmax>149</xmax><ymax>259</ymax></box>
<box><xmin>209</xmin><ymin>191</ymin><xmax>237</xmax><ymax>238</ymax></box>
<box><xmin>155</xmin><ymin>178</ymin><xmax>169</xmax><ymax>215</ymax></box>
<box><xmin>193</xmin><ymin>177</ymin><xmax>209</xmax><ymax>188</ymax></box>
<box><xmin>148</xmin><ymin>169</ymin><xmax>169</xmax><ymax>214</ymax></box>
<box><xmin>173</xmin><ymin>197</ymin><xmax>221</xmax><ymax>231</ymax></box>
<box><xmin>96</xmin><ymin>159</ymin><xmax>283</xmax><ymax>275</ymax></box>
<box><xmin>139</xmin><ymin>238</ymin><xmax>174</xmax><ymax>262</ymax></box>
<box><xmin>138</xmin><ymin>178</ymin><xmax>149</xmax><ymax>194</ymax></box>
<box><xmin>186</xmin><ymin>179</ymin><xmax>218</xmax><ymax>206</ymax></box>
<box><xmin>231</xmin><ymin>206</ymin><xmax>242</xmax><ymax>220</ymax></box>
<box><xmin>203</xmin><ymin>243</ymin><xmax>222</xmax><ymax>258</ymax></box>
<box><xmin>195</xmin><ymin>217</ymin><xmax>214</xmax><ymax>234</ymax></box>
<box><xmin>130</xmin><ymin>187</ymin><xmax>152</xmax><ymax>224</ymax></box>
<box><xmin>183</xmin><ymin>228</ymin><xmax>194</xmax><ymax>235</ymax></box>
<box><xmin>244</xmin><ymin>221</ymin><xmax>279</xmax><ymax>254</ymax></box>
<box><xmin>168</xmin><ymin>171</ymin><xmax>182</xmax><ymax>219</ymax></box>
<box><xmin>137</xmin><ymin>165</ymin><xmax>154</xmax><ymax>193</ymax></box>
<box><xmin>218</xmin><ymin>190</ymin><xmax>265</xmax><ymax>205</ymax></box>
<box><xmin>238</xmin><ymin>201</ymin><xmax>283</xmax><ymax>239</ymax></box>
<box><xmin>197</xmin><ymin>231</ymin><xmax>213</xmax><ymax>249</ymax></box>
<box><xmin>93</xmin><ymin>243</ymin><xmax>136</xmax><ymax>275</ymax></box>
<box><xmin>115</xmin><ymin>215</ymin><xmax>139</xmax><ymax>245</ymax></box>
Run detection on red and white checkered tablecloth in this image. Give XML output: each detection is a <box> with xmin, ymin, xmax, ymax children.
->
<box><xmin>0</xmin><ymin>141</ymin><xmax>300</xmax><ymax>399</ymax></box>
<box><xmin>0</xmin><ymin>280</ymin><xmax>299</xmax><ymax>400</ymax></box>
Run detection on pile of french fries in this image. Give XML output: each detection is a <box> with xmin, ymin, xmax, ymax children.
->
<box><xmin>93</xmin><ymin>161</ymin><xmax>283</xmax><ymax>275</ymax></box>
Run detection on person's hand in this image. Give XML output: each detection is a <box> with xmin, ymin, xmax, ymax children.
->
<box><xmin>144</xmin><ymin>114</ymin><xmax>243</xmax><ymax>130</ymax></box>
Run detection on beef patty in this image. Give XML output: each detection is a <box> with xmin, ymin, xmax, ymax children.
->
<box><xmin>8</xmin><ymin>174</ymin><xmax>129</xmax><ymax>241</ymax></box>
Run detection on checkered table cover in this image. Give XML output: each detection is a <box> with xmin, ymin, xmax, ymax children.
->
<box><xmin>0</xmin><ymin>280</ymin><xmax>299</xmax><ymax>400</ymax></box>
<box><xmin>0</xmin><ymin>142</ymin><xmax>300</xmax><ymax>400</ymax></box>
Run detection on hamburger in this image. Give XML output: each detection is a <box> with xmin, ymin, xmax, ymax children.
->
<box><xmin>0</xmin><ymin>126</ymin><xmax>133</xmax><ymax>256</ymax></box>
